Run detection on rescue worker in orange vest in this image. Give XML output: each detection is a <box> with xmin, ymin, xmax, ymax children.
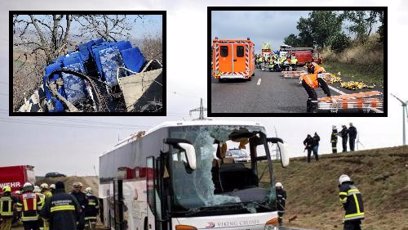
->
<box><xmin>338</xmin><ymin>174</ymin><xmax>364</xmax><ymax>230</ymax></box>
<box><xmin>84</xmin><ymin>187</ymin><xmax>99</xmax><ymax>230</ymax></box>
<box><xmin>0</xmin><ymin>186</ymin><xmax>18</xmax><ymax>230</ymax></box>
<box><xmin>301</xmin><ymin>62</ymin><xmax>332</xmax><ymax>112</ymax></box>
<box><xmin>16</xmin><ymin>182</ymin><xmax>41</xmax><ymax>230</ymax></box>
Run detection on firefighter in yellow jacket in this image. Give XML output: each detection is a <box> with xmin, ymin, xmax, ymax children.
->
<box><xmin>338</xmin><ymin>174</ymin><xmax>364</xmax><ymax>230</ymax></box>
<box><xmin>0</xmin><ymin>186</ymin><xmax>18</xmax><ymax>230</ymax></box>
<box><xmin>300</xmin><ymin>62</ymin><xmax>331</xmax><ymax>112</ymax></box>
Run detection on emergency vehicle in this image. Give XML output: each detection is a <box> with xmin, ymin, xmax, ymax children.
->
<box><xmin>0</xmin><ymin>165</ymin><xmax>35</xmax><ymax>193</ymax></box>
<box><xmin>212</xmin><ymin>37</ymin><xmax>255</xmax><ymax>81</ymax></box>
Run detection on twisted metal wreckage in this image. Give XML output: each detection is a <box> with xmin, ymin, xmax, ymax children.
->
<box><xmin>18</xmin><ymin>38</ymin><xmax>163</xmax><ymax>113</ymax></box>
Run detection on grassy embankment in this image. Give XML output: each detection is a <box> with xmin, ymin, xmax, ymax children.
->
<box><xmin>321</xmin><ymin>35</ymin><xmax>384</xmax><ymax>88</ymax></box>
<box><xmin>270</xmin><ymin>146</ymin><xmax>408</xmax><ymax>230</ymax></box>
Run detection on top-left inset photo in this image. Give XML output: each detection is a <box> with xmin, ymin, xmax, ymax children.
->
<box><xmin>10</xmin><ymin>11</ymin><xmax>166</xmax><ymax>115</ymax></box>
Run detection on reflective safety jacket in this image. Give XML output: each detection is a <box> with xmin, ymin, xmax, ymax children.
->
<box><xmin>290</xmin><ymin>58</ymin><xmax>298</xmax><ymax>65</ymax></box>
<box><xmin>0</xmin><ymin>194</ymin><xmax>17</xmax><ymax>217</ymax></box>
<box><xmin>310</xmin><ymin>62</ymin><xmax>326</xmax><ymax>74</ymax></box>
<box><xmin>301</xmin><ymin>74</ymin><xmax>319</xmax><ymax>89</ymax></box>
<box><xmin>40</xmin><ymin>190</ymin><xmax>80</xmax><ymax>230</ymax></box>
<box><xmin>339</xmin><ymin>183</ymin><xmax>364</xmax><ymax>221</ymax></box>
<box><xmin>36</xmin><ymin>192</ymin><xmax>46</xmax><ymax>210</ymax></box>
<box><xmin>43</xmin><ymin>191</ymin><xmax>53</xmax><ymax>199</ymax></box>
<box><xmin>84</xmin><ymin>194</ymin><xmax>99</xmax><ymax>220</ymax></box>
<box><xmin>331</xmin><ymin>129</ymin><xmax>338</xmax><ymax>143</ymax></box>
<box><xmin>17</xmin><ymin>192</ymin><xmax>41</xmax><ymax>222</ymax></box>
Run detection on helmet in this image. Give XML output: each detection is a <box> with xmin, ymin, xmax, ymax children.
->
<box><xmin>50</xmin><ymin>184</ymin><xmax>56</xmax><ymax>190</ymax></box>
<box><xmin>73</xmin><ymin>182</ymin><xmax>83</xmax><ymax>188</ymax></box>
<box><xmin>275</xmin><ymin>182</ymin><xmax>283</xmax><ymax>188</ymax></box>
<box><xmin>23</xmin><ymin>182</ymin><xmax>34</xmax><ymax>191</ymax></box>
<box><xmin>3</xmin><ymin>185</ymin><xmax>11</xmax><ymax>193</ymax></box>
<box><xmin>15</xmin><ymin>190</ymin><xmax>21</xmax><ymax>195</ymax></box>
<box><xmin>332</xmin><ymin>125</ymin><xmax>337</xmax><ymax>130</ymax></box>
<box><xmin>33</xmin><ymin>185</ymin><xmax>41</xmax><ymax>193</ymax></box>
<box><xmin>85</xmin><ymin>187</ymin><xmax>92</xmax><ymax>194</ymax></box>
<box><xmin>40</xmin><ymin>183</ymin><xmax>49</xmax><ymax>189</ymax></box>
<box><xmin>339</xmin><ymin>174</ymin><xmax>352</xmax><ymax>185</ymax></box>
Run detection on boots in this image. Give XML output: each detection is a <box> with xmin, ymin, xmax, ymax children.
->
<box><xmin>307</xmin><ymin>99</ymin><xmax>318</xmax><ymax>113</ymax></box>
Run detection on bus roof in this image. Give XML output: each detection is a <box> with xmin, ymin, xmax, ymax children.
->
<box><xmin>101</xmin><ymin>120</ymin><xmax>265</xmax><ymax>155</ymax></box>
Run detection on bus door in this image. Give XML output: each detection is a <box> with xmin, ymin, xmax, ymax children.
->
<box><xmin>146</xmin><ymin>156</ymin><xmax>171</xmax><ymax>230</ymax></box>
<box><xmin>112</xmin><ymin>179</ymin><xmax>125</xmax><ymax>230</ymax></box>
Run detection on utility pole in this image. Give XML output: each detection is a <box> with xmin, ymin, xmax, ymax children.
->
<box><xmin>391</xmin><ymin>94</ymin><xmax>407</xmax><ymax>145</ymax></box>
<box><xmin>189</xmin><ymin>98</ymin><xmax>208</xmax><ymax>120</ymax></box>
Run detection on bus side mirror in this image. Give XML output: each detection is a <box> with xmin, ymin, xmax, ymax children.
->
<box><xmin>164</xmin><ymin>138</ymin><xmax>197</xmax><ymax>171</ymax></box>
<box><xmin>267</xmin><ymin>137</ymin><xmax>290</xmax><ymax>168</ymax></box>
<box><xmin>277</xmin><ymin>142</ymin><xmax>290</xmax><ymax>168</ymax></box>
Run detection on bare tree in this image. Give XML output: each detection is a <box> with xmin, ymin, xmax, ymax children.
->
<box><xmin>73</xmin><ymin>15</ymin><xmax>142</xmax><ymax>42</ymax></box>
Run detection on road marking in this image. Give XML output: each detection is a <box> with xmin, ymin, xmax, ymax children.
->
<box><xmin>257</xmin><ymin>78</ymin><xmax>262</xmax><ymax>85</ymax></box>
<box><xmin>328</xmin><ymin>85</ymin><xmax>346</xmax><ymax>95</ymax></box>
<box><xmin>327</xmin><ymin>85</ymin><xmax>384</xmax><ymax>113</ymax></box>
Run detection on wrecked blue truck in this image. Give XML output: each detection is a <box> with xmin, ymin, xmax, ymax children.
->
<box><xmin>18</xmin><ymin>38</ymin><xmax>163</xmax><ymax>113</ymax></box>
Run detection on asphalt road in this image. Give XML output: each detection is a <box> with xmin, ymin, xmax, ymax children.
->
<box><xmin>210</xmin><ymin>69</ymin><xmax>332</xmax><ymax>114</ymax></box>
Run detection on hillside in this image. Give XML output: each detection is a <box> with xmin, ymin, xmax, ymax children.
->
<box><xmin>36</xmin><ymin>176</ymin><xmax>99</xmax><ymax>195</ymax></box>
<box><xmin>273</xmin><ymin>146</ymin><xmax>408</xmax><ymax>230</ymax></box>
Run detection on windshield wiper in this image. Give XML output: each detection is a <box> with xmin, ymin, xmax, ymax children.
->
<box><xmin>242</xmin><ymin>200</ymin><xmax>273</xmax><ymax>211</ymax></box>
<box><xmin>182</xmin><ymin>203</ymin><xmax>247</xmax><ymax>217</ymax></box>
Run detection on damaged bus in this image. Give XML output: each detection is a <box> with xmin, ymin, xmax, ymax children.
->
<box><xmin>99</xmin><ymin>120</ymin><xmax>290</xmax><ymax>230</ymax></box>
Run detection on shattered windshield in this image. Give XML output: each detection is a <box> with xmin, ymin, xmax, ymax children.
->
<box><xmin>169</xmin><ymin>125</ymin><xmax>277</xmax><ymax>215</ymax></box>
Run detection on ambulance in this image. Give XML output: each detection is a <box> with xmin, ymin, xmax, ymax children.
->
<box><xmin>212</xmin><ymin>37</ymin><xmax>255</xmax><ymax>82</ymax></box>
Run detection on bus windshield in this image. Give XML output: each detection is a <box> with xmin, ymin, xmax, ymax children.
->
<box><xmin>169</xmin><ymin>125</ymin><xmax>277</xmax><ymax>216</ymax></box>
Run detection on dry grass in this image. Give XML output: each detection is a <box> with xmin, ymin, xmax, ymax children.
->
<box><xmin>272</xmin><ymin>146</ymin><xmax>408</xmax><ymax>229</ymax></box>
<box><xmin>323</xmin><ymin>35</ymin><xmax>383</xmax><ymax>65</ymax></box>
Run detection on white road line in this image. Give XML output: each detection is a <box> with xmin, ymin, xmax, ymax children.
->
<box><xmin>328</xmin><ymin>85</ymin><xmax>346</xmax><ymax>95</ymax></box>
<box><xmin>257</xmin><ymin>78</ymin><xmax>262</xmax><ymax>86</ymax></box>
<box><xmin>327</xmin><ymin>85</ymin><xmax>384</xmax><ymax>113</ymax></box>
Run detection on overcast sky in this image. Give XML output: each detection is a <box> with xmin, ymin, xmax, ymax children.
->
<box><xmin>1</xmin><ymin>0</ymin><xmax>408</xmax><ymax>176</ymax></box>
<box><xmin>212</xmin><ymin>11</ymin><xmax>309</xmax><ymax>53</ymax></box>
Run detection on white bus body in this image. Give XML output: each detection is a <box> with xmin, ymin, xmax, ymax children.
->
<box><xmin>99</xmin><ymin>120</ymin><xmax>289</xmax><ymax>230</ymax></box>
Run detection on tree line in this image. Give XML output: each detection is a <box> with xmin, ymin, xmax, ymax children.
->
<box><xmin>283</xmin><ymin>10</ymin><xmax>385</xmax><ymax>53</ymax></box>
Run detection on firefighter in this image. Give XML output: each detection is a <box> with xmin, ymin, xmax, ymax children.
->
<box><xmin>71</xmin><ymin>182</ymin><xmax>87</xmax><ymax>230</ymax></box>
<box><xmin>301</xmin><ymin>62</ymin><xmax>331</xmax><ymax>113</ymax></box>
<box><xmin>84</xmin><ymin>187</ymin><xmax>99</xmax><ymax>230</ymax></box>
<box><xmin>331</xmin><ymin>125</ymin><xmax>338</xmax><ymax>154</ymax></box>
<box><xmin>33</xmin><ymin>186</ymin><xmax>45</xmax><ymax>230</ymax></box>
<box><xmin>17</xmin><ymin>182</ymin><xmax>41</xmax><ymax>230</ymax></box>
<box><xmin>40</xmin><ymin>181</ymin><xmax>80</xmax><ymax>230</ymax></box>
<box><xmin>339</xmin><ymin>125</ymin><xmax>349</xmax><ymax>152</ymax></box>
<box><xmin>290</xmin><ymin>54</ymin><xmax>298</xmax><ymax>71</ymax></box>
<box><xmin>49</xmin><ymin>185</ymin><xmax>55</xmax><ymax>195</ymax></box>
<box><xmin>275</xmin><ymin>182</ymin><xmax>287</xmax><ymax>226</ymax></box>
<box><xmin>338</xmin><ymin>175</ymin><xmax>364</xmax><ymax>230</ymax></box>
<box><xmin>0</xmin><ymin>186</ymin><xmax>18</xmax><ymax>230</ymax></box>
<box><xmin>348</xmin><ymin>123</ymin><xmax>358</xmax><ymax>151</ymax></box>
<box><xmin>303</xmin><ymin>134</ymin><xmax>314</xmax><ymax>163</ymax></box>
<box><xmin>40</xmin><ymin>184</ymin><xmax>52</xmax><ymax>199</ymax></box>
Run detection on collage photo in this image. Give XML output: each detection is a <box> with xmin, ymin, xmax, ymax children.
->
<box><xmin>1</xmin><ymin>0</ymin><xmax>407</xmax><ymax>230</ymax></box>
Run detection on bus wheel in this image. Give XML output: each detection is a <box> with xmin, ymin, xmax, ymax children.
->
<box><xmin>218</xmin><ymin>78</ymin><xmax>224</xmax><ymax>83</ymax></box>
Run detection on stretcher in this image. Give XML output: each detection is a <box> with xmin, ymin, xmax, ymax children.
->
<box><xmin>318</xmin><ymin>91</ymin><xmax>383</xmax><ymax>113</ymax></box>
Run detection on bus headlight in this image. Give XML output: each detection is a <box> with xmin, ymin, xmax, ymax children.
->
<box><xmin>175</xmin><ymin>225</ymin><xmax>198</xmax><ymax>230</ymax></box>
<box><xmin>264</xmin><ymin>217</ymin><xmax>279</xmax><ymax>230</ymax></box>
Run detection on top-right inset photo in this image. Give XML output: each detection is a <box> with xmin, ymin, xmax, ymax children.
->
<box><xmin>208</xmin><ymin>7</ymin><xmax>387</xmax><ymax>116</ymax></box>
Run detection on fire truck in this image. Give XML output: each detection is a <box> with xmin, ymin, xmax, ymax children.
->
<box><xmin>212</xmin><ymin>37</ymin><xmax>255</xmax><ymax>82</ymax></box>
<box><xmin>0</xmin><ymin>165</ymin><xmax>35</xmax><ymax>193</ymax></box>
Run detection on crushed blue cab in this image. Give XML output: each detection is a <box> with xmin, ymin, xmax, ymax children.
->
<box><xmin>41</xmin><ymin>38</ymin><xmax>147</xmax><ymax>112</ymax></box>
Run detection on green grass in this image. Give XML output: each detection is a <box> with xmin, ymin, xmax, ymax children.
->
<box><xmin>323</xmin><ymin>61</ymin><xmax>384</xmax><ymax>86</ymax></box>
